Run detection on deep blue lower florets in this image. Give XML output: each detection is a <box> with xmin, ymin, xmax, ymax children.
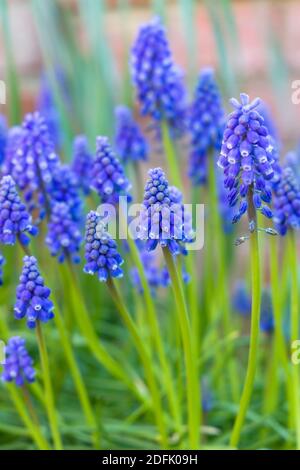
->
<box><xmin>14</xmin><ymin>256</ymin><xmax>54</xmax><ymax>329</ymax></box>
<box><xmin>84</xmin><ymin>211</ymin><xmax>124</xmax><ymax>282</ymax></box>
<box><xmin>0</xmin><ymin>176</ymin><xmax>38</xmax><ymax>246</ymax></box>
<box><xmin>273</xmin><ymin>166</ymin><xmax>300</xmax><ymax>235</ymax></box>
<box><xmin>1</xmin><ymin>336</ymin><xmax>35</xmax><ymax>386</ymax></box>
<box><xmin>46</xmin><ymin>202</ymin><xmax>82</xmax><ymax>263</ymax></box>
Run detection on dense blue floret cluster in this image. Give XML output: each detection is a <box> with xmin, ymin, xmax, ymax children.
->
<box><xmin>71</xmin><ymin>135</ymin><xmax>93</xmax><ymax>196</ymax></box>
<box><xmin>14</xmin><ymin>256</ymin><xmax>54</xmax><ymax>329</ymax></box>
<box><xmin>273</xmin><ymin>166</ymin><xmax>300</xmax><ymax>235</ymax></box>
<box><xmin>188</xmin><ymin>69</ymin><xmax>224</xmax><ymax>185</ymax></box>
<box><xmin>139</xmin><ymin>168</ymin><xmax>194</xmax><ymax>254</ymax></box>
<box><xmin>3</xmin><ymin>112</ymin><xmax>60</xmax><ymax>222</ymax></box>
<box><xmin>46</xmin><ymin>202</ymin><xmax>82</xmax><ymax>263</ymax></box>
<box><xmin>1</xmin><ymin>336</ymin><xmax>35</xmax><ymax>386</ymax></box>
<box><xmin>115</xmin><ymin>106</ymin><xmax>148</xmax><ymax>163</ymax></box>
<box><xmin>0</xmin><ymin>176</ymin><xmax>38</xmax><ymax>246</ymax></box>
<box><xmin>218</xmin><ymin>94</ymin><xmax>278</xmax><ymax>224</ymax></box>
<box><xmin>84</xmin><ymin>211</ymin><xmax>124</xmax><ymax>282</ymax></box>
<box><xmin>49</xmin><ymin>164</ymin><xmax>83</xmax><ymax>223</ymax></box>
<box><xmin>131</xmin><ymin>17</ymin><xmax>186</xmax><ymax>138</ymax></box>
<box><xmin>91</xmin><ymin>137</ymin><xmax>131</xmax><ymax>204</ymax></box>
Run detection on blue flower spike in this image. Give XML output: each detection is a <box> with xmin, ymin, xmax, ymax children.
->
<box><xmin>46</xmin><ymin>202</ymin><xmax>82</xmax><ymax>263</ymax></box>
<box><xmin>188</xmin><ymin>68</ymin><xmax>224</xmax><ymax>185</ymax></box>
<box><xmin>131</xmin><ymin>17</ymin><xmax>186</xmax><ymax>138</ymax></box>
<box><xmin>84</xmin><ymin>211</ymin><xmax>124</xmax><ymax>282</ymax></box>
<box><xmin>115</xmin><ymin>106</ymin><xmax>148</xmax><ymax>163</ymax></box>
<box><xmin>139</xmin><ymin>168</ymin><xmax>194</xmax><ymax>255</ymax></box>
<box><xmin>1</xmin><ymin>336</ymin><xmax>35</xmax><ymax>386</ymax></box>
<box><xmin>71</xmin><ymin>135</ymin><xmax>93</xmax><ymax>196</ymax></box>
<box><xmin>0</xmin><ymin>175</ymin><xmax>38</xmax><ymax>246</ymax></box>
<box><xmin>3</xmin><ymin>112</ymin><xmax>60</xmax><ymax>221</ymax></box>
<box><xmin>273</xmin><ymin>166</ymin><xmax>300</xmax><ymax>236</ymax></box>
<box><xmin>14</xmin><ymin>256</ymin><xmax>54</xmax><ymax>329</ymax></box>
<box><xmin>218</xmin><ymin>94</ymin><xmax>279</xmax><ymax>227</ymax></box>
<box><xmin>91</xmin><ymin>137</ymin><xmax>131</xmax><ymax>205</ymax></box>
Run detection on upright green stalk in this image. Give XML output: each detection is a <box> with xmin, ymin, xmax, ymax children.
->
<box><xmin>288</xmin><ymin>230</ymin><xmax>300</xmax><ymax>449</ymax></box>
<box><xmin>162</xmin><ymin>247</ymin><xmax>200</xmax><ymax>449</ymax></box>
<box><xmin>230</xmin><ymin>188</ymin><xmax>261</xmax><ymax>448</ymax></box>
<box><xmin>126</xmin><ymin>235</ymin><xmax>182</xmax><ymax>433</ymax></box>
<box><xmin>161</xmin><ymin>122</ymin><xmax>182</xmax><ymax>191</ymax></box>
<box><xmin>208</xmin><ymin>156</ymin><xmax>239</xmax><ymax>403</ymax></box>
<box><xmin>107</xmin><ymin>278</ymin><xmax>168</xmax><ymax>448</ymax></box>
<box><xmin>62</xmin><ymin>262</ymin><xmax>147</xmax><ymax>404</ymax></box>
<box><xmin>53</xmin><ymin>306</ymin><xmax>100</xmax><ymax>448</ymax></box>
<box><xmin>7</xmin><ymin>384</ymin><xmax>50</xmax><ymax>450</ymax></box>
<box><xmin>36</xmin><ymin>321</ymin><xmax>63</xmax><ymax>450</ymax></box>
<box><xmin>263</xmin><ymin>235</ymin><xmax>292</xmax><ymax>430</ymax></box>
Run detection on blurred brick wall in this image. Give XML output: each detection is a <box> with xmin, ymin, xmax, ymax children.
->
<box><xmin>0</xmin><ymin>0</ymin><xmax>300</xmax><ymax>145</ymax></box>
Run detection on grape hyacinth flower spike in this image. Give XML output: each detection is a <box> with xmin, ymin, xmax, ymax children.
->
<box><xmin>90</xmin><ymin>137</ymin><xmax>131</xmax><ymax>205</ymax></box>
<box><xmin>273</xmin><ymin>166</ymin><xmax>300</xmax><ymax>236</ymax></box>
<box><xmin>188</xmin><ymin>68</ymin><xmax>224</xmax><ymax>185</ymax></box>
<box><xmin>218</xmin><ymin>93</ymin><xmax>278</xmax><ymax>230</ymax></box>
<box><xmin>138</xmin><ymin>167</ymin><xmax>200</xmax><ymax>447</ymax></box>
<box><xmin>139</xmin><ymin>168</ymin><xmax>194</xmax><ymax>255</ymax></box>
<box><xmin>49</xmin><ymin>164</ymin><xmax>83</xmax><ymax>223</ymax></box>
<box><xmin>84</xmin><ymin>211</ymin><xmax>124</xmax><ymax>282</ymax></box>
<box><xmin>46</xmin><ymin>202</ymin><xmax>82</xmax><ymax>264</ymax></box>
<box><xmin>0</xmin><ymin>175</ymin><xmax>38</xmax><ymax>246</ymax></box>
<box><xmin>71</xmin><ymin>135</ymin><xmax>93</xmax><ymax>196</ymax></box>
<box><xmin>1</xmin><ymin>336</ymin><xmax>35</xmax><ymax>386</ymax></box>
<box><xmin>131</xmin><ymin>17</ymin><xmax>186</xmax><ymax>138</ymax></box>
<box><xmin>14</xmin><ymin>256</ymin><xmax>54</xmax><ymax>329</ymax></box>
<box><xmin>4</xmin><ymin>112</ymin><xmax>60</xmax><ymax>221</ymax></box>
<box><xmin>221</xmin><ymin>95</ymin><xmax>278</xmax><ymax>447</ymax></box>
<box><xmin>115</xmin><ymin>106</ymin><xmax>148</xmax><ymax>163</ymax></box>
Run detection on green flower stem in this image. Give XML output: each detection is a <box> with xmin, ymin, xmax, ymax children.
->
<box><xmin>185</xmin><ymin>253</ymin><xmax>201</xmax><ymax>360</ymax></box>
<box><xmin>126</xmin><ymin>235</ymin><xmax>182</xmax><ymax>433</ymax></box>
<box><xmin>36</xmin><ymin>321</ymin><xmax>63</xmax><ymax>450</ymax></box>
<box><xmin>208</xmin><ymin>156</ymin><xmax>239</xmax><ymax>403</ymax></box>
<box><xmin>63</xmin><ymin>262</ymin><xmax>147</xmax><ymax>404</ymax></box>
<box><xmin>53</xmin><ymin>302</ymin><xmax>101</xmax><ymax>449</ymax></box>
<box><xmin>288</xmin><ymin>230</ymin><xmax>300</xmax><ymax>449</ymax></box>
<box><xmin>7</xmin><ymin>384</ymin><xmax>50</xmax><ymax>450</ymax></box>
<box><xmin>230</xmin><ymin>190</ymin><xmax>261</xmax><ymax>448</ymax></box>
<box><xmin>107</xmin><ymin>277</ymin><xmax>168</xmax><ymax>448</ymax></box>
<box><xmin>161</xmin><ymin>122</ymin><xmax>182</xmax><ymax>191</ymax></box>
<box><xmin>263</xmin><ymin>235</ymin><xmax>292</xmax><ymax>431</ymax></box>
<box><xmin>162</xmin><ymin>247</ymin><xmax>201</xmax><ymax>449</ymax></box>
